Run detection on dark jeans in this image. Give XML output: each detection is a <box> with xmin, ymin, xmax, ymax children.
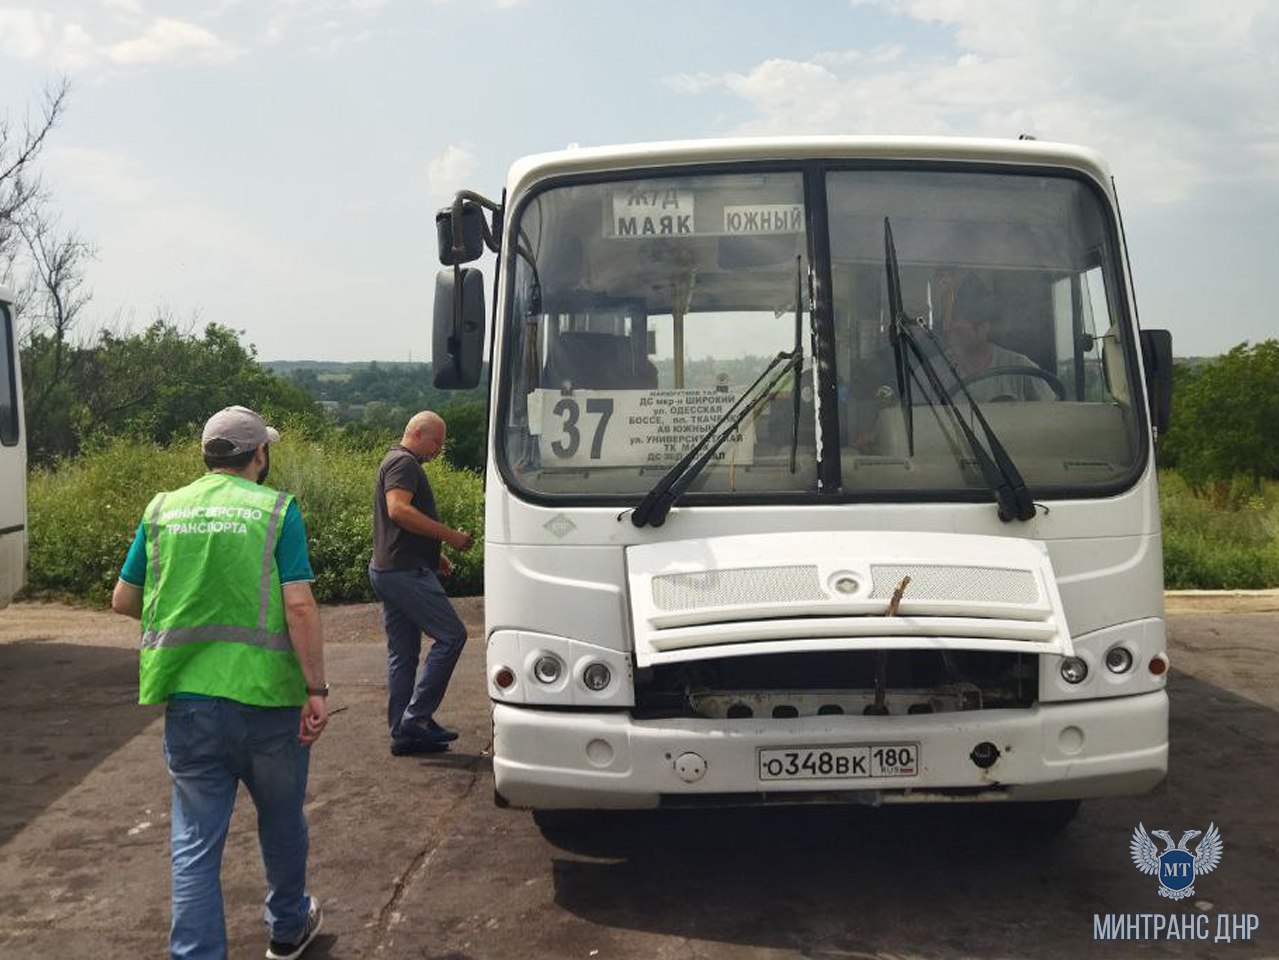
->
<box><xmin>367</xmin><ymin>565</ymin><xmax>468</xmax><ymax>738</ymax></box>
<box><xmin>163</xmin><ymin>698</ymin><xmax>311</xmax><ymax>960</ymax></box>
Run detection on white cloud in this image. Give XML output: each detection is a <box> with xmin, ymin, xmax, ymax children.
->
<box><xmin>0</xmin><ymin>10</ymin><xmax>103</xmax><ymax>71</ymax></box>
<box><xmin>55</xmin><ymin>20</ymin><xmax>100</xmax><ymax>70</ymax></box>
<box><xmin>4</xmin><ymin>1</ymin><xmax>526</xmax><ymax>68</ymax></box>
<box><xmin>426</xmin><ymin>144</ymin><xmax>477</xmax><ymax>199</ymax></box>
<box><xmin>107</xmin><ymin>17</ymin><xmax>239</xmax><ymax>65</ymax></box>
<box><xmin>671</xmin><ymin>0</ymin><xmax>1279</xmax><ymax>205</ymax></box>
<box><xmin>0</xmin><ymin>8</ymin><xmax>239</xmax><ymax>68</ymax></box>
<box><xmin>731</xmin><ymin>60</ymin><xmax>850</xmax><ymax>130</ymax></box>
<box><xmin>0</xmin><ymin>9</ymin><xmax>57</xmax><ymax>60</ymax></box>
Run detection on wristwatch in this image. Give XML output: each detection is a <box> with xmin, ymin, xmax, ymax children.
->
<box><xmin>307</xmin><ymin>682</ymin><xmax>330</xmax><ymax>697</ymax></box>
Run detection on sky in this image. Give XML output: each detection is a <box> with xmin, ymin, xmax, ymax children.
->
<box><xmin>1</xmin><ymin>0</ymin><xmax>1276</xmax><ymax>362</ymax></box>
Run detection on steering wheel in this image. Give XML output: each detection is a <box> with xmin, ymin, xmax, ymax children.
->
<box><xmin>947</xmin><ymin>365</ymin><xmax>1066</xmax><ymax>401</ymax></box>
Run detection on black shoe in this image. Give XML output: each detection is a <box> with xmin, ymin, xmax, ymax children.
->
<box><xmin>266</xmin><ymin>896</ymin><xmax>322</xmax><ymax>960</ymax></box>
<box><xmin>398</xmin><ymin>716</ymin><xmax>459</xmax><ymax>743</ymax></box>
<box><xmin>390</xmin><ymin>736</ymin><xmax>450</xmax><ymax>756</ymax></box>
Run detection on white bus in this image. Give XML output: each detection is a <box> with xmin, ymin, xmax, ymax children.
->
<box><xmin>0</xmin><ymin>286</ymin><xmax>27</xmax><ymax>609</ymax></box>
<box><xmin>432</xmin><ymin>138</ymin><xmax>1174</xmax><ymax>824</ymax></box>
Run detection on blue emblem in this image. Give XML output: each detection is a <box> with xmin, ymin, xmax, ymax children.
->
<box><xmin>1130</xmin><ymin>823</ymin><xmax>1224</xmax><ymax>900</ymax></box>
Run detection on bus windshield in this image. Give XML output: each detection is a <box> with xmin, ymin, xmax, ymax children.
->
<box><xmin>498</xmin><ymin>165</ymin><xmax>1142</xmax><ymax>504</ymax></box>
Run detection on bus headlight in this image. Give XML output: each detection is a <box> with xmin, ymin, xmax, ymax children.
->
<box><xmin>581</xmin><ymin>661</ymin><xmax>612</xmax><ymax>692</ymax></box>
<box><xmin>1060</xmin><ymin>657</ymin><xmax>1089</xmax><ymax>684</ymax></box>
<box><xmin>532</xmin><ymin>654</ymin><xmax>564</xmax><ymax>685</ymax></box>
<box><xmin>487</xmin><ymin>630</ymin><xmax>633</xmax><ymax>706</ymax></box>
<box><xmin>1104</xmin><ymin>645</ymin><xmax>1134</xmax><ymax>674</ymax></box>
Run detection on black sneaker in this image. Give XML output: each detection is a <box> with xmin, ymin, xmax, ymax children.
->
<box><xmin>398</xmin><ymin>717</ymin><xmax>459</xmax><ymax>743</ymax></box>
<box><xmin>390</xmin><ymin>736</ymin><xmax>450</xmax><ymax>756</ymax></box>
<box><xmin>266</xmin><ymin>896</ymin><xmax>322</xmax><ymax>960</ymax></box>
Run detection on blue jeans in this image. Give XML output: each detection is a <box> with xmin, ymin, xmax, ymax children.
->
<box><xmin>368</xmin><ymin>565</ymin><xmax>468</xmax><ymax>737</ymax></box>
<box><xmin>163</xmin><ymin>698</ymin><xmax>312</xmax><ymax>960</ymax></box>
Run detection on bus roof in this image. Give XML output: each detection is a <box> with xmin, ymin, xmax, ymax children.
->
<box><xmin>506</xmin><ymin>136</ymin><xmax>1113</xmax><ymax>198</ymax></box>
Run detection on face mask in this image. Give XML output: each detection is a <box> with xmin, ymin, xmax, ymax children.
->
<box><xmin>257</xmin><ymin>446</ymin><xmax>270</xmax><ymax>485</ymax></box>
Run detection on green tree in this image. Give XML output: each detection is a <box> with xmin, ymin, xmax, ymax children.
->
<box><xmin>360</xmin><ymin>399</ymin><xmax>407</xmax><ymax>432</ymax></box>
<box><xmin>85</xmin><ymin>320</ymin><xmax>321</xmax><ymax>440</ymax></box>
<box><xmin>281</xmin><ymin>360</ymin><xmax>488</xmax><ymax>422</ymax></box>
<box><xmin>439</xmin><ymin>399</ymin><xmax>487</xmax><ymax>473</ymax></box>
<box><xmin>22</xmin><ymin>319</ymin><xmax>322</xmax><ymax>462</ymax></box>
<box><xmin>1162</xmin><ymin>340</ymin><xmax>1279</xmax><ymax>494</ymax></box>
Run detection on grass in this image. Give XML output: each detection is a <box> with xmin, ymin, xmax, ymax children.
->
<box><xmin>1159</xmin><ymin>470</ymin><xmax>1279</xmax><ymax>589</ymax></box>
<box><xmin>26</xmin><ymin>435</ymin><xmax>483</xmax><ymax>606</ymax></box>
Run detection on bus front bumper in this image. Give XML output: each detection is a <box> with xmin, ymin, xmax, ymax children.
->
<box><xmin>491</xmin><ymin>691</ymin><xmax>1168</xmax><ymax>809</ymax></box>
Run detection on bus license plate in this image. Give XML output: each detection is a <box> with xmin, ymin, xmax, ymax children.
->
<box><xmin>758</xmin><ymin>743</ymin><xmax>919</xmax><ymax>781</ymax></box>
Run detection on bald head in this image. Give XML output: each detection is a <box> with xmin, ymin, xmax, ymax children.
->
<box><xmin>402</xmin><ymin>411</ymin><xmax>447</xmax><ymax>462</ymax></box>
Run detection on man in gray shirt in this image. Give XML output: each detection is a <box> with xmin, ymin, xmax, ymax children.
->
<box><xmin>942</xmin><ymin>274</ymin><xmax>1058</xmax><ymax>402</ymax></box>
<box><xmin>368</xmin><ymin>411</ymin><xmax>474</xmax><ymax>756</ymax></box>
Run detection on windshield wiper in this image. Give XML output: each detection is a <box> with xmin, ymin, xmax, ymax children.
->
<box><xmin>883</xmin><ymin>218</ymin><xmax>1035</xmax><ymax>523</ymax></box>
<box><xmin>884</xmin><ymin>219</ymin><xmax>915</xmax><ymax>455</ymax></box>
<box><xmin>631</xmin><ymin>349</ymin><xmax>798</xmax><ymax>528</ymax></box>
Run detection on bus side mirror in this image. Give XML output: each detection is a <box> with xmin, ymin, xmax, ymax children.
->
<box><xmin>1140</xmin><ymin>328</ymin><xmax>1173</xmax><ymax>437</ymax></box>
<box><xmin>436</xmin><ymin>203</ymin><xmax>486</xmax><ymax>265</ymax></box>
<box><xmin>433</xmin><ymin>268</ymin><xmax>486</xmax><ymax>389</ymax></box>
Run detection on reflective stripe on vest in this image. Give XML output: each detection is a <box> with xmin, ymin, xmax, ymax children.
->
<box><xmin>259</xmin><ymin>491</ymin><xmax>287</xmax><ymax>633</ymax></box>
<box><xmin>140</xmin><ymin>623</ymin><xmax>293</xmax><ymax>652</ymax></box>
<box><xmin>144</xmin><ymin>492</ymin><xmax>168</xmax><ymax>630</ymax></box>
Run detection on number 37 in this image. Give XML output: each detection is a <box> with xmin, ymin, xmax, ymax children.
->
<box><xmin>551</xmin><ymin>397</ymin><xmax>614</xmax><ymax>459</ymax></box>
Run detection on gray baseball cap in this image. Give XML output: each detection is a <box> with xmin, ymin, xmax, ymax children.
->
<box><xmin>201</xmin><ymin>405</ymin><xmax>281</xmax><ymax>456</ymax></box>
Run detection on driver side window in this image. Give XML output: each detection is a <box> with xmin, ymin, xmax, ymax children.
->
<box><xmin>1052</xmin><ymin>266</ymin><xmax>1118</xmax><ymax>404</ymax></box>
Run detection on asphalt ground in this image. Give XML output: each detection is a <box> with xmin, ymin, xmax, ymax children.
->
<box><xmin>0</xmin><ymin>592</ymin><xmax>1275</xmax><ymax>959</ymax></box>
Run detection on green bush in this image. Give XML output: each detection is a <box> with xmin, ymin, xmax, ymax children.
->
<box><xmin>27</xmin><ymin>435</ymin><xmax>484</xmax><ymax>606</ymax></box>
<box><xmin>28</xmin><ymin>440</ymin><xmax>201</xmax><ymax>605</ymax></box>
<box><xmin>1159</xmin><ymin>470</ymin><xmax>1279</xmax><ymax>589</ymax></box>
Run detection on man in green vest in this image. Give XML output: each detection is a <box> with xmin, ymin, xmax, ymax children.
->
<box><xmin>112</xmin><ymin>405</ymin><xmax>328</xmax><ymax>960</ymax></box>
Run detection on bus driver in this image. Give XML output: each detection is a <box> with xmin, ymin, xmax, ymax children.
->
<box><xmin>937</xmin><ymin>272</ymin><xmax>1058</xmax><ymax>403</ymax></box>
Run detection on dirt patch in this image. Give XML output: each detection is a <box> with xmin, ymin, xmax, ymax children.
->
<box><xmin>1164</xmin><ymin>590</ymin><xmax>1279</xmax><ymax>614</ymax></box>
<box><xmin>2</xmin><ymin>597</ymin><xmax>1278</xmax><ymax>958</ymax></box>
<box><xmin>318</xmin><ymin>595</ymin><xmax>485</xmax><ymax>644</ymax></box>
<box><xmin>0</xmin><ymin>601</ymin><xmax>138</xmax><ymax>648</ymax></box>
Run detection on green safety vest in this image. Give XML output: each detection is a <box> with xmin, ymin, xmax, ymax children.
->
<box><xmin>138</xmin><ymin>472</ymin><xmax>305</xmax><ymax>706</ymax></box>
